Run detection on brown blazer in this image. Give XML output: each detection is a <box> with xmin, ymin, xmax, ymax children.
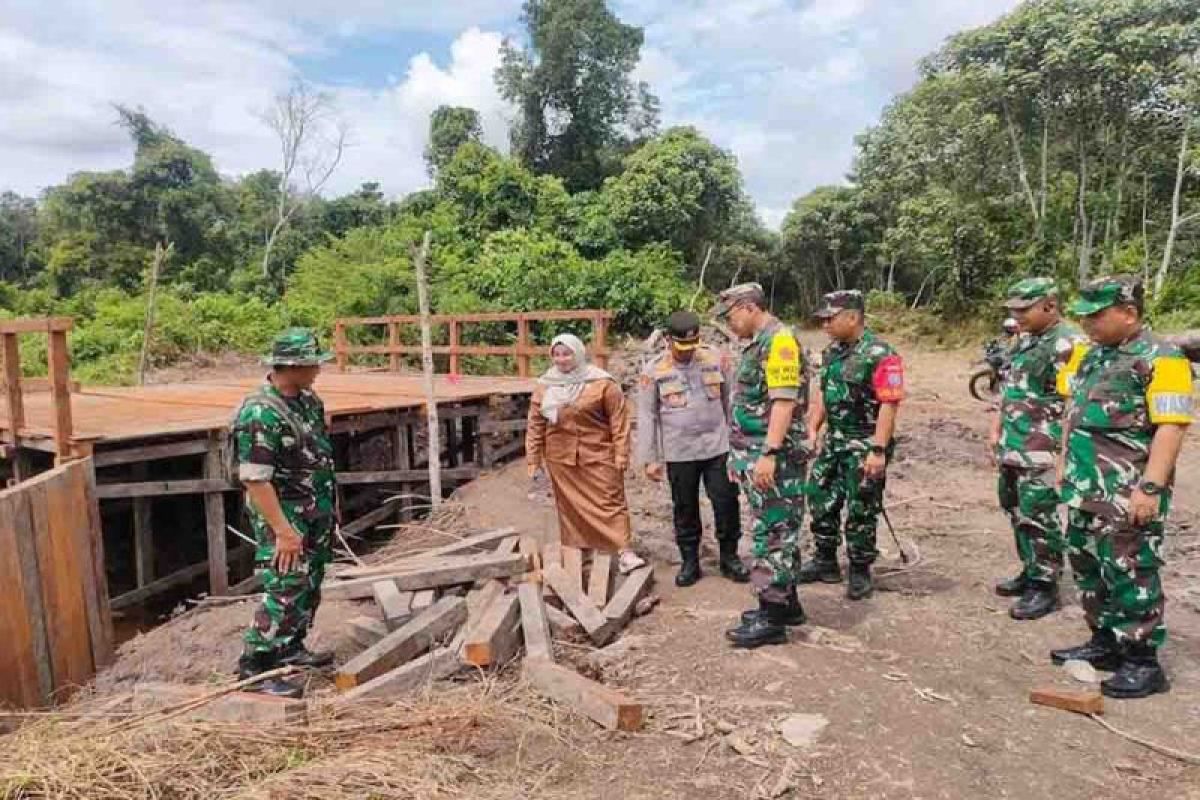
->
<box><xmin>526</xmin><ymin>380</ymin><xmax>631</xmax><ymax>467</ymax></box>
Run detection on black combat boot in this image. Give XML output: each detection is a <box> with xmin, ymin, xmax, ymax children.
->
<box><xmin>739</xmin><ymin>588</ymin><xmax>806</xmax><ymax>627</ymax></box>
<box><xmin>726</xmin><ymin>600</ymin><xmax>789</xmax><ymax>649</ymax></box>
<box><xmin>994</xmin><ymin>572</ymin><xmax>1027</xmax><ymax>597</ymax></box>
<box><xmin>718</xmin><ymin>541</ymin><xmax>750</xmax><ymax>583</ymax></box>
<box><xmin>846</xmin><ymin>563</ymin><xmax>873</xmax><ymax>600</ymax></box>
<box><xmin>1009</xmin><ymin>581</ymin><xmax>1059</xmax><ymax>621</ymax></box>
<box><xmin>1101</xmin><ymin>643</ymin><xmax>1170</xmax><ymax>699</ymax></box>
<box><xmin>278</xmin><ymin>639</ymin><xmax>336</xmax><ymax>669</ymax></box>
<box><xmin>237</xmin><ymin>652</ymin><xmax>305</xmax><ymax>699</ymax></box>
<box><xmin>1050</xmin><ymin>628</ymin><xmax>1122</xmax><ymax>672</ymax></box>
<box><xmin>797</xmin><ymin>550</ymin><xmax>842</xmax><ymax>584</ymax></box>
<box><xmin>675</xmin><ymin>543</ymin><xmax>702</xmax><ymax>587</ymax></box>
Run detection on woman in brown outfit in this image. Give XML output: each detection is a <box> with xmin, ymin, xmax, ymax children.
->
<box><xmin>526</xmin><ymin>334</ymin><xmax>646</xmax><ymax>573</ymax></box>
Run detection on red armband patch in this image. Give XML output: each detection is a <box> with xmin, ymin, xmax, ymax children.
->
<box><xmin>872</xmin><ymin>354</ymin><xmax>905</xmax><ymax>403</ymax></box>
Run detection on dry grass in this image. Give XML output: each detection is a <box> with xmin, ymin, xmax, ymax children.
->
<box><xmin>0</xmin><ymin>677</ymin><xmax>573</xmax><ymax>800</ymax></box>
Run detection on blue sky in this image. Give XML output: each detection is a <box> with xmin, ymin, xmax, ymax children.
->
<box><xmin>1</xmin><ymin>0</ymin><xmax>1021</xmax><ymax>227</ymax></box>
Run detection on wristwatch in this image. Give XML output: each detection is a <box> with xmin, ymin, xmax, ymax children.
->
<box><xmin>763</xmin><ymin>445</ymin><xmax>783</xmax><ymax>458</ymax></box>
<box><xmin>868</xmin><ymin>444</ymin><xmax>886</xmax><ymax>456</ymax></box>
<box><xmin>1139</xmin><ymin>481</ymin><xmax>1162</xmax><ymax>496</ymax></box>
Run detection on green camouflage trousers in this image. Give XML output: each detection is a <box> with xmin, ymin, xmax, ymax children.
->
<box><xmin>243</xmin><ymin>513</ymin><xmax>334</xmax><ymax>659</ymax></box>
<box><xmin>1067</xmin><ymin>506</ymin><xmax>1166</xmax><ymax>648</ymax></box>
<box><xmin>733</xmin><ymin>453</ymin><xmax>807</xmax><ymax>604</ymax></box>
<box><xmin>809</xmin><ymin>445</ymin><xmax>884</xmax><ymax>565</ymax></box>
<box><xmin>997</xmin><ymin>466</ymin><xmax>1064</xmax><ymax>583</ymax></box>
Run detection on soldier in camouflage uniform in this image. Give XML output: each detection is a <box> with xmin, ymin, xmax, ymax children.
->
<box><xmin>988</xmin><ymin>278</ymin><xmax>1086</xmax><ymax>620</ymax></box>
<box><xmin>712</xmin><ymin>283</ymin><xmax>810</xmax><ymax>649</ymax></box>
<box><xmin>800</xmin><ymin>291</ymin><xmax>904</xmax><ymax>600</ymax></box>
<box><xmin>234</xmin><ymin>328</ymin><xmax>337</xmax><ymax>698</ymax></box>
<box><xmin>1051</xmin><ymin>276</ymin><xmax>1192</xmax><ymax>699</ymax></box>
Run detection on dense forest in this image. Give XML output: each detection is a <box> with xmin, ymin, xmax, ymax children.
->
<box><xmin>2</xmin><ymin>0</ymin><xmax>1199</xmax><ymax>382</ymax></box>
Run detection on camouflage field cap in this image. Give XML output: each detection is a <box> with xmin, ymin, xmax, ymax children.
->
<box><xmin>711</xmin><ymin>282</ymin><xmax>766</xmax><ymax>318</ymax></box>
<box><xmin>1003</xmin><ymin>277</ymin><xmax>1059</xmax><ymax>310</ymax></box>
<box><xmin>264</xmin><ymin>328</ymin><xmax>334</xmax><ymax>367</ymax></box>
<box><xmin>814</xmin><ymin>289</ymin><xmax>865</xmax><ymax>319</ymax></box>
<box><xmin>1070</xmin><ymin>275</ymin><xmax>1144</xmax><ymax>317</ymax></box>
<box><xmin>665</xmin><ymin>310</ymin><xmax>702</xmax><ymax>351</ymax></box>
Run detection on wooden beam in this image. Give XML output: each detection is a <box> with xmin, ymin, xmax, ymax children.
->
<box><xmin>340</xmin><ymin>497</ymin><xmax>403</xmax><ymax>538</ymax></box>
<box><xmin>411</xmin><ymin>589</ymin><xmax>436</xmax><ymax>611</ymax></box>
<box><xmin>80</xmin><ymin>462</ymin><xmax>114</xmax><ymax>668</ymax></box>
<box><xmin>518</xmin><ymin>583</ymin><xmax>554</xmax><ymax>662</ymax></box>
<box><xmin>0</xmin><ymin>317</ymin><xmax>73</xmax><ymax>335</ymax></box>
<box><xmin>478</xmin><ymin>418</ymin><xmax>528</xmax><ymax>435</ymax></box>
<box><xmin>337</xmin><ymin>310</ymin><xmax>614</xmax><ymax>326</ymax></box>
<box><xmin>462</xmin><ymin>590</ymin><xmax>522</xmax><ymax>668</ymax></box>
<box><xmin>335</xmin><ymin>466</ymin><xmax>479</xmax><ymax>485</ymax></box>
<box><xmin>203</xmin><ymin>436</ymin><xmax>228</xmax><ymax>596</ymax></box>
<box><xmin>561</xmin><ymin>547</ymin><xmax>583</xmax><ymax>595</ymax></box>
<box><xmin>323</xmin><ymin>552</ymin><xmax>527</xmax><ymax>600</ymax></box>
<box><xmin>348</xmin><ymin>616</ymin><xmax>388</xmax><ymax>648</ymax></box>
<box><xmin>133</xmin><ymin>682</ymin><xmax>306</xmax><ymax>724</ymax></box>
<box><xmin>373</xmin><ymin>581</ymin><xmax>412</xmax><ymax>632</ymax></box>
<box><xmin>545</xmin><ymin>605</ymin><xmax>584</xmax><ymax>641</ymax></box>
<box><xmin>603</xmin><ymin>566</ymin><xmax>654</xmax><ymax>627</ymax></box>
<box><xmin>1</xmin><ymin>333</ymin><xmax>25</xmax><ymax>441</ymax></box>
<box><xmin>542</xmin><ymin>563</ymin><xmax>618</xmax><ymax>646</ymax></box>
<box><xmin>46</xmin><ymin>330</ymin><xmax>73</xmax><ymax>460</ymax></box>
<box><xmin>131</xmin><ymin>464</ymin><xmax>154</xmax><ymax>587</ymax></box>
<box><xmin>109</xmin><ymin>544</ymin><xmax>253</xmax><ymax>610</ymax></box>
<box><xmin>334</xmin><ymin>527</ymin><xmax>519</xmax><ymax>578</ymax></box>
<box><xmin>1030</xmin><ymin>686</ymin><xmax>1104</xmax><ymax>715</ymax></box>
<box><xmin>96</xmin><ymin>478</ymin><xmax>235</xmax><ymax>500</ymax></box>
<box><xmin>334</xmin><ymin>597</ymin><xmax>466</xmax><ymax>690</ymax></box>
<box><xmin>522</xmin><ymin>660</ymin><xmax>642</xmax><ymax>731</ymax></box>
<box><xmin>588</xmin><ymin>553</ymin><xmax>613</xmax><ymax>607</ymax></box>
<box><xmin>334</xmin><ymin>646</ymin><xmax>462</xmax><ymax>705</ymax></box>
<box><xmin>93</xmin><ymin>439</ymin><xmax>212</xmax><ymax>468</ymax></box>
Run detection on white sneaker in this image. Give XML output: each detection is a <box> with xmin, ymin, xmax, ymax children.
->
<box><xmin>618</xmin><ymin>549</ymin><xmax>646</xmax><ymax>574</ymax></box>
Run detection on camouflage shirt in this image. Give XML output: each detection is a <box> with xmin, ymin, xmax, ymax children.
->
<box><xmin>1062</xmin><ymin>329</ymin><xmax>1194</xmax><ymax>509</ymax></box>
<box><xmin>235</xmin><ymin>379</ymin><xmax>337</xmax><ymax>525</ymax></box>
<box><xmin>999</xmin><ymin>321</ymin><xmax>1086</xmax><ymax>469</ymax></box>
<box><xmin>818</xmin><ymin>329</ymin><xmax>904</xmax><ymax>449</ymax></box>
<box><xmin>730</xmin><ymin>317</ymin><xmax>809</xmax><ymax>461</ymax></box>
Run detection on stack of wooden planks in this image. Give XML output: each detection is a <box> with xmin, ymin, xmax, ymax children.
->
<box><xmin>325</xmin><ymin>529</ymin><xmax>654</xmax><ymax>731</ymax></box>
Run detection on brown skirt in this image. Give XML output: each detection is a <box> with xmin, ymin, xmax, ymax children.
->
<box><xmin>546</xmin><ymin>460</ymin><xmax>632</xmax><ymax>552</ymax></box>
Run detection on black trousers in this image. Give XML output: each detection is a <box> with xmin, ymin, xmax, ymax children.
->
<box><xmin>667</xmin><ymin>453</ymin><xmax>741</xmax><ymax>551</ymax></box>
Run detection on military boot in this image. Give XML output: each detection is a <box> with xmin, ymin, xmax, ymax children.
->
<box><xmin>738</xmin><ymin>588</ymin><xmax>806</xmax><ymax>627</ymax></box>
<box><xmin>675</xmin><ymin>543</ymin><xmax>701</xmax><ymax>587</ymax></box>
<box><xmin>1102</xmin><ymin>643</ymin><xmax>1170</xmax><ymax>699</ymax></box>
<box><xmin>846</xmin><ymin>563</ymin><xmax>873</xmax><ymax>600</ymax></box>
<box><xmin>1009</xmin><ymin>581</ymin><xmax>1059</xmax><ymax>621</ymax></box>
<box><xmin>994</xmin><ymin>572</ymin><xmax>1027</xmax><ymax>597</ymax></box>
<box><xmin>278</xmin><ymin>640</ymin><xmax>335</xmax><ymax>669</ymax></box>
<box><xmin>1050</xmin><ymin>628</ymin><xmax>1122</xmax><ymax>672</ymax></box>
<box><xmin>726</xmin><ymin>600</ymin><xmax>789</xmax><ymax>649</ymax></box>
<box><xmin>237</xmin><ymin>652</ymin><xmax>304</xmax><ymax>699</ymax></box>
<box><xmin>718</xmin><ymin>541</ymin><xmax>750</xmax><ymax>583</ymax></box>
<box><xmin>797</xmin><ymin>551</ymin><xmax>842</xmax><ymax>584</ymax></box>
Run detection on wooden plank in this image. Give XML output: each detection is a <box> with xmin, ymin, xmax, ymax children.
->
<box><xmin>340</xmin><ymin>498</ymin><xmax>403</xmax><ymax>539</ymax></box>
<box><xmin>522</xmin><ymin>659</ymin><xmax>642</xmax><ymax>732</ymax></box>
<box><xmin>323</xmin><ymin>552</ymin><xmax>527</xmax><ymax>600</ymax></box>
<box><xmin>334</xmin><ymin>597</ymin><xmax>467</xmax><ymax>690</ymax></box>
<box><xmin>603</xmin><ymin>566</ymin><xmax>655</xmax><ymax>627</ymax></box>
<box><xmin>0</xmin><ymin>317</ymin><xmax>74</xmax><ymax>334</ymax></box>
<box><xmin>348</xmin><ymin>616</ymin><xmax>388</xmax><ymax>648</ymax></box>
<box><xmin>47</xmin><ymin>330</ymin><xmax>73</xmax><ymax>459</ymax></box>
<box><xmin>335</xmin><ymin>646</ymin><xmax>463</xmax><ymax>705</ymax></box>
<box><xmin>95</xmin><ymin>478</ymin><xmax>235</xmax><ymax>500</ymax></box>
<box><xmin>339</xmin><ymin>310</ymin><xmax>613</xmax><ymax>326</ymax></box>
<box><xmin>52</xmin><ymin>466</ymin><xmax>107</xmax><ymax>681</ymax></box>
<box><xmin>545</xmin><ymin>605</ymin><xmax>584</xmax><ymax>640</ymax></box>
<box><xmin>519</xmin><ymin>536</ymin><xmax>542</xmax><ymax>573</ymax></box>
<box><xmin>107</xmin><ymin>542</ymin><xmax>253</xmax><ymax>610</ymax></box>
<box><xmin>2</xmin><ymin>333</ymin><xmax>24</xmax><ymax>439</ymax></box>
<box><xmin>31</xmin><ymin>475</ymin><xmax>94</xmax><ymax>696</ymax></box>
<box><xmin>93</xmin><ymin>439</ymin><xmax>212</xmax><ymax>468</ymax></box>
<box><xmin>562</xmin><ymin>547</ymin><xmax>584</xmax><ymax>595</ymax></box>
<box><xmin>588</xmin><ymin>553</ymin><xmax>613</xmax><ymax>607</ymax></box>
<box><xmin>132</xmin><ymin>463</ymin><xmax>154</xmax><ymax>587</ymax></box>
<box><xmin>133</xmin><ymin>682</ymin><xmax>306</xmax><ymax>724</ymax></box>
<box><xmin>412</xmin><ymin>589</ymin><xmax>436</xmax><ymax>611</ymax></box>
<box><xmin>335</xmin><ymin>527</ymin><xmax>518</xmax><ymax>578</ymax></box>
<box><xmin>336</xmin><ymin>467</ymin><xmax>479</xmax><ymax>485</ymax></box>
<box><xmin>0</xmin><ymin>491</ymin><xmax>51</xmax><ymax>707</ymax></box>
<box><xmin>1030</xmin><ymin>686</ymin><xmax>1104</xmax><ymax>716</ymax></box>
<box><xmin>462</xmin><ymin>590</ymin><xmax>522</xmax><ymax>667</ymax></box>
<box><xmin>478</xmin><ymin>418</ymin><xmax>528</xmax><ymax>434</ymax></box>
<box><xmin>518</xmin><ymin>583</ymin><xmax>554</xmax><ymax>661</ymax></box>
<box><xmin>494</xmin><ymin>536</ymin><xmax>520</xmax><ymax>556</ymax></box>
<box><xmin>373</xmin><ymin>581</ymin><xmax>412</xmax><ymax>632</ymax></box>
<box><xmin>542</xmin><ymin>563</ymin><xmax>618</xmax><ymax>646</ymax></box>
<box><xmin>466</xmin><ymin>579</ymin><xmax>506</xmax><ymax>620</ymax></box>
<box><xmin>204</xmin><ymin>438</ymin><xmax>229</xmax><ymax>596</ymax></box>
<box><xmin>79</xmin><ymin>461</ymin><xmax>114</xmax><ymax>667</ymax></box>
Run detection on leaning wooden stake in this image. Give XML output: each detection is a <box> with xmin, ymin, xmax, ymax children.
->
<box><xmin>138</xmin><ymin>241</ymin><xmax>173</xmax><ymax>386</ymax></box>
<box><xmin>412</xmin><ymin>229</ymin><xmax>441</xmax><ymax>506</ymax></box>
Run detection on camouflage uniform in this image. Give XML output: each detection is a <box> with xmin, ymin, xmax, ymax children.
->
<box><xmin>236</xmin><ymin>330</ymin><xmax>336</xmax><ymax>664</ymax></box>
<box><xmin>726</xmin><ymin>314</ymin><xmax>810</xmax><ymax>605</ymax></box>
<box><xmin>1063</xmin><ymin>280</ymin><xmax>1194</xmax><ymax>648</ymax></box>
<box><xmin>809</xmin><ymin>320</ymin><xmax>904</xmax><ymax>566</ymax></box>
<box><xmin>997</xmin><ymin>278</ymin><xmax>1086</xmax><ymax>584</ymax></box>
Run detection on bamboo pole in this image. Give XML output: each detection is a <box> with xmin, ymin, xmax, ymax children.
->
<box><xmin>411</xmin><ymin>231</ymin><xmax>442</xmax><ymax>506</ymax></box>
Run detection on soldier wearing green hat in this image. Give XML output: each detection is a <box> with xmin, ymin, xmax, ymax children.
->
<box><xmin>988</xmin><ymin>277</ymin><xmax>1086</xmax><ymax>620</ymax></box>
<box><xmin>1052</xmin><ymin>275</ymin><xmax>1192</xmax><ymax>699</ymax></box>
<box><xmin>233</xmin><ymin>328</ymin><xmax>337</xmax><ymax>698</ymax></box>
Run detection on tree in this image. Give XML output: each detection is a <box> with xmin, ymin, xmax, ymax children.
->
<box><xmin>260</xmin><ymin>80</ymin><xmax>348</xmax><ymax>285</ymax></box>
<box><xmin>0</xmin><ymin>192</ymin><xmax>39</xmax><ymax>282</ymax></box>
<box><xmin>424</xmin><ymin>106</ymin><xmax>483</xmax><ymax>176</ymax></box>
<box><xmin>496</xmin><ymin>0</ymin><xmax>658</xmax><ymax>191</ymax></box>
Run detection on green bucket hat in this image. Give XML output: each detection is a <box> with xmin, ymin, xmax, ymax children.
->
<box><xmin>1069</xmin><ymin>275</ymin><xmax>1144</xmax><ymax>317</ymax></box>
<box><xmin>814</xmin><ymin>289</ymin><xmax>865</xmax><ymax>319</ymax></box>
<box><xmin>711</xmin><ymin>282</ymin><xmax>766</xmax><ymax>319</ymax></box>
<box><xmin>1003</xmin><ymin>277</ymin><xmax>1058</xmax><ymax>310</ymax></box>
<box><xmin>264</xmin><ymin>328</ymin><xmax>333</xmax><ymax>367</ymax></box>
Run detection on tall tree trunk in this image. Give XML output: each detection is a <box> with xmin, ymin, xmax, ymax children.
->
<box><xmin>1141</xmin><ymin>172</ymin><xmax>1152</xmax><ymax>286</ymax></box>
<box><xmin>1038</xmin><ymin>115</ymin><xmax>1050</xmax><ymax>232</ymax></box>
<box><xmin>1004</xmin><ymin>105</ymin><xmax>1040</xmax><ymax>229</ymax></box>
<box><xmin>1155</xmin><ymin>123</ymin><xmax>1191</xmax><ymax>299</ymax></box>
<box><xmin>1077</xmin><ymin>146</ymin><xmax>1091</xmax><ymax>283</ymax></box>
<box><xmin>886</xmin><ymin>255</ymin><xmax>897</xmax><ymax>294</ymax></box>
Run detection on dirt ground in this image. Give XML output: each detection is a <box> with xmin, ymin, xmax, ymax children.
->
<box><xmin>90</xmin><ymin>339</ymin><xmax>1200</xmax><ymax>799</ymax></box>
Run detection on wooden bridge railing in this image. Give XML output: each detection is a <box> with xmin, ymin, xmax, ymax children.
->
<box><xmin>333</xmin><ymin>310</ymin><xmax>614</xmax><ymax>377</ymax></box>
<box><xmin>1</xmin><ymin>317</ymin><xmax>76</xmax><ymax>470</ymax></box>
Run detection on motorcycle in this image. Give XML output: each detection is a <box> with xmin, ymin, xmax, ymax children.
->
<box><xmin>968</xmin><ymin>319</ymin><xmax>1018</xmax><ymax>402</ymax></box>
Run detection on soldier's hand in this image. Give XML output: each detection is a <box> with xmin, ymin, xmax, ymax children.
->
<box><xmin>1129</xmin><ymin>489</ymin><xmax>1159</xmax><ymax>527</ymax></box>
<box><xmin>645</xmin><ymin>463</ymin><xmax>665</xmax><ymax>482</ymax></box>
<box><xmin>752</xmin><ymin>455</ymin><xmax>778</xmax><ymax>491</ymax></box>
<box><xmin>987</xmin><ymin>431</ymin><xmax>1001</xmax><ymax>467</ymax></box>
<box><xmin>272</xmin><ymin>526</ymin><xmax>305</xmax><ymax>574</ymax></box>
<box><xmin>863</xmin><ymin>451</ymin><xmax>887</xmax><ymax>480</ymax></box>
